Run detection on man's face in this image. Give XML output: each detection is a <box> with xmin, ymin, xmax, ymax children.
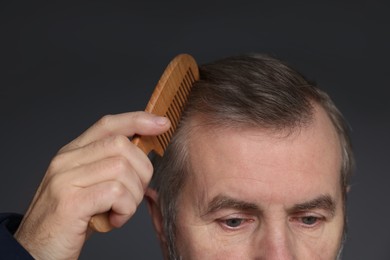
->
<box><xmin>173</xmin><ymin>105</ymin><xmax>345</xmax><ymax>259</ymax></box>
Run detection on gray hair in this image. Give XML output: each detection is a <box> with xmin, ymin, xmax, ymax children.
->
<box><xmin>150</xmin><ymin>53</ymin><xmax>354</xmax><ymax>259</ymax></box>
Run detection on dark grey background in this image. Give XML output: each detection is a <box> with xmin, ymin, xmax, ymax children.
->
<box><xmin>1</xmin><ymin>1</ymin><xmax>389</xmax><ymax>259</ymax></box>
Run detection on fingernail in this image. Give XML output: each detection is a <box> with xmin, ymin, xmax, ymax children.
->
<box><xmin>154</xmin><ymin>116</ymin><xmax>169</xmax><ymax>126</ymax></box>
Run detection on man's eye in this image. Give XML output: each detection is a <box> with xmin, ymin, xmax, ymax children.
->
<box><xmin>224</xmin><ymin>218</ymin><xmax>244</xmax><ymax>228</ymax></box>
<box><xmin>300</xmin><ymin>216</ymin><xmax>319</xmax><ymax>226</ymax></box>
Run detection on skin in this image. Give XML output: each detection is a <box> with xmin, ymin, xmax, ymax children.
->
<box><xmin>149</xmin><ymin>104</ymin><xmax>345</xmax><ymax>259</ymax></box>
<box><xmin>14</xmin><ymin>112</ymin><xmax>171</xmax><ymax>260</ymax></box>
<box><xmin>13</xmin><ymin>105</ymin><xmax>344</xmax><ymax>259</ymax></box>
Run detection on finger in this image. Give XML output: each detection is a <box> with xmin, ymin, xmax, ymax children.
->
<box><xmin>57</xmin><ymin>156</ymin><xmax>147</xmax><ymax>204</ymax></box>
<box><xmin>77</xmin><ymin>181</ymin><xmax>138</xmax><ymax>228</ymax></box>
<box><xmin>49</xmin><ymin>135</ymin><xmax>153</xmax><ymax>187</ymax></box>
<box><xmin>62</xmin><ymin>111</ymin><xmax>170</xmax><ymax>152</ymax></box>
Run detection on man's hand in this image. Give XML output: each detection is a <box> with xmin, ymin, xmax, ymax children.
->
<box><xmin>14</xmin><ymin>112</ymin><xmax>170</xmax><ymax>260</ymax></box>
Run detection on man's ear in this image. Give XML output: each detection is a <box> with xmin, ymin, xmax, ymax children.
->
<box><xmin>145</xmin><ymin>188</ymin><xmax>168</xmax><ymax>256</ymax></box>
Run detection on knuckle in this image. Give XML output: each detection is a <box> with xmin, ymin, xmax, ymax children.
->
<box><xmin>97</xmin><ymin>114</ymin><xmax>114</xmax><ymax>131</ymax></box>
<box><xmin>109</xmin><ymin>182</ymin><xmax>126</xmax><ymax>198</ymax></box>
<box><xmin>111</xmin><ymin>135</ymin><xmax>130</xmax><ymax>149</ymax></box>
<box><xmin>130</xmin><ymin>111</ymin><xmax>149</xmax><ymax>127</ymax></box>
<box><xmin>48</xmin><ymin>153</ymin><xmax>67</xmax><ymax>172</ymax></box>
<box><xmin>102</xmin><ymin>135</ymin><xmax>132</xmax><ymax>156</ymax></box>
<box><xmin>131</xmin><ymin>111</ymin><xmax>143</xmax><ymax>121</ymax></box>
<box><xmin>109</xmin><ymin>156</ymin><xmax>131</xmax><ymax>174</ymax></box>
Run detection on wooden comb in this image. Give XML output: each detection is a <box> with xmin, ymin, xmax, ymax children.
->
<box><xmin>89</xmin><ymin>53</ymin><xmax>199</xmax><ymax>232</ymax></box>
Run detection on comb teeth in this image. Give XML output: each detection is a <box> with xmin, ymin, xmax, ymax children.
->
<box><xmin>89</xmin><ymin>54</ymin><xmax>199</xmax><ymax>233</ymax></box>
<box><xmin>156</xmin><ymin>69</ymin><xmax>196</xmax><ymax>150</ymax></box>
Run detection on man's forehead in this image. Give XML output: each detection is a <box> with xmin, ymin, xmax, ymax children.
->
<box><xmin>183</xmin><ymin>105</ymin><xmax>343</xmax><ymax>210</ymax></box>
<box><xmin>186</xmin><ymin>104</ymin><xmax>342</xmax><ymax>159</ymax></box>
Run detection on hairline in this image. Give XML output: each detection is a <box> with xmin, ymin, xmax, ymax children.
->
<box><xmin>157</xmin><ymin>99</ymin><xmax>348</xmax><ymax>259</ymax></box>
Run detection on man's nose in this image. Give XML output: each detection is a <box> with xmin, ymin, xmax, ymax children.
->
<box><xmin>255</xmin><ymin>223</ymin><xmax>295</xmax><ymax>260</ymax></box>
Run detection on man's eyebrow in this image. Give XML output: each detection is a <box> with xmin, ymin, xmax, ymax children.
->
<box><xmin>201</xmin><ymin>195</ymin><xmax>260</xmax><ymax>217</ymax></box>
<box><xmin>288</xmin><ymin>194</ymin><xmax>337</xmax><ymax>217</ymax></box>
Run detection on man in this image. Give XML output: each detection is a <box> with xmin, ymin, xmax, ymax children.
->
<box><xmin>0</xmin><ymin>54</ymin><xmax>353</xmax><ymax>259</ymax></box>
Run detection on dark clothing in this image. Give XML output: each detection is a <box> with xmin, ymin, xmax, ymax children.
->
<box><xmin>0</xmin><ymin>213</ymin><xmax>33</xmax><ymax>259</ymax></box>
